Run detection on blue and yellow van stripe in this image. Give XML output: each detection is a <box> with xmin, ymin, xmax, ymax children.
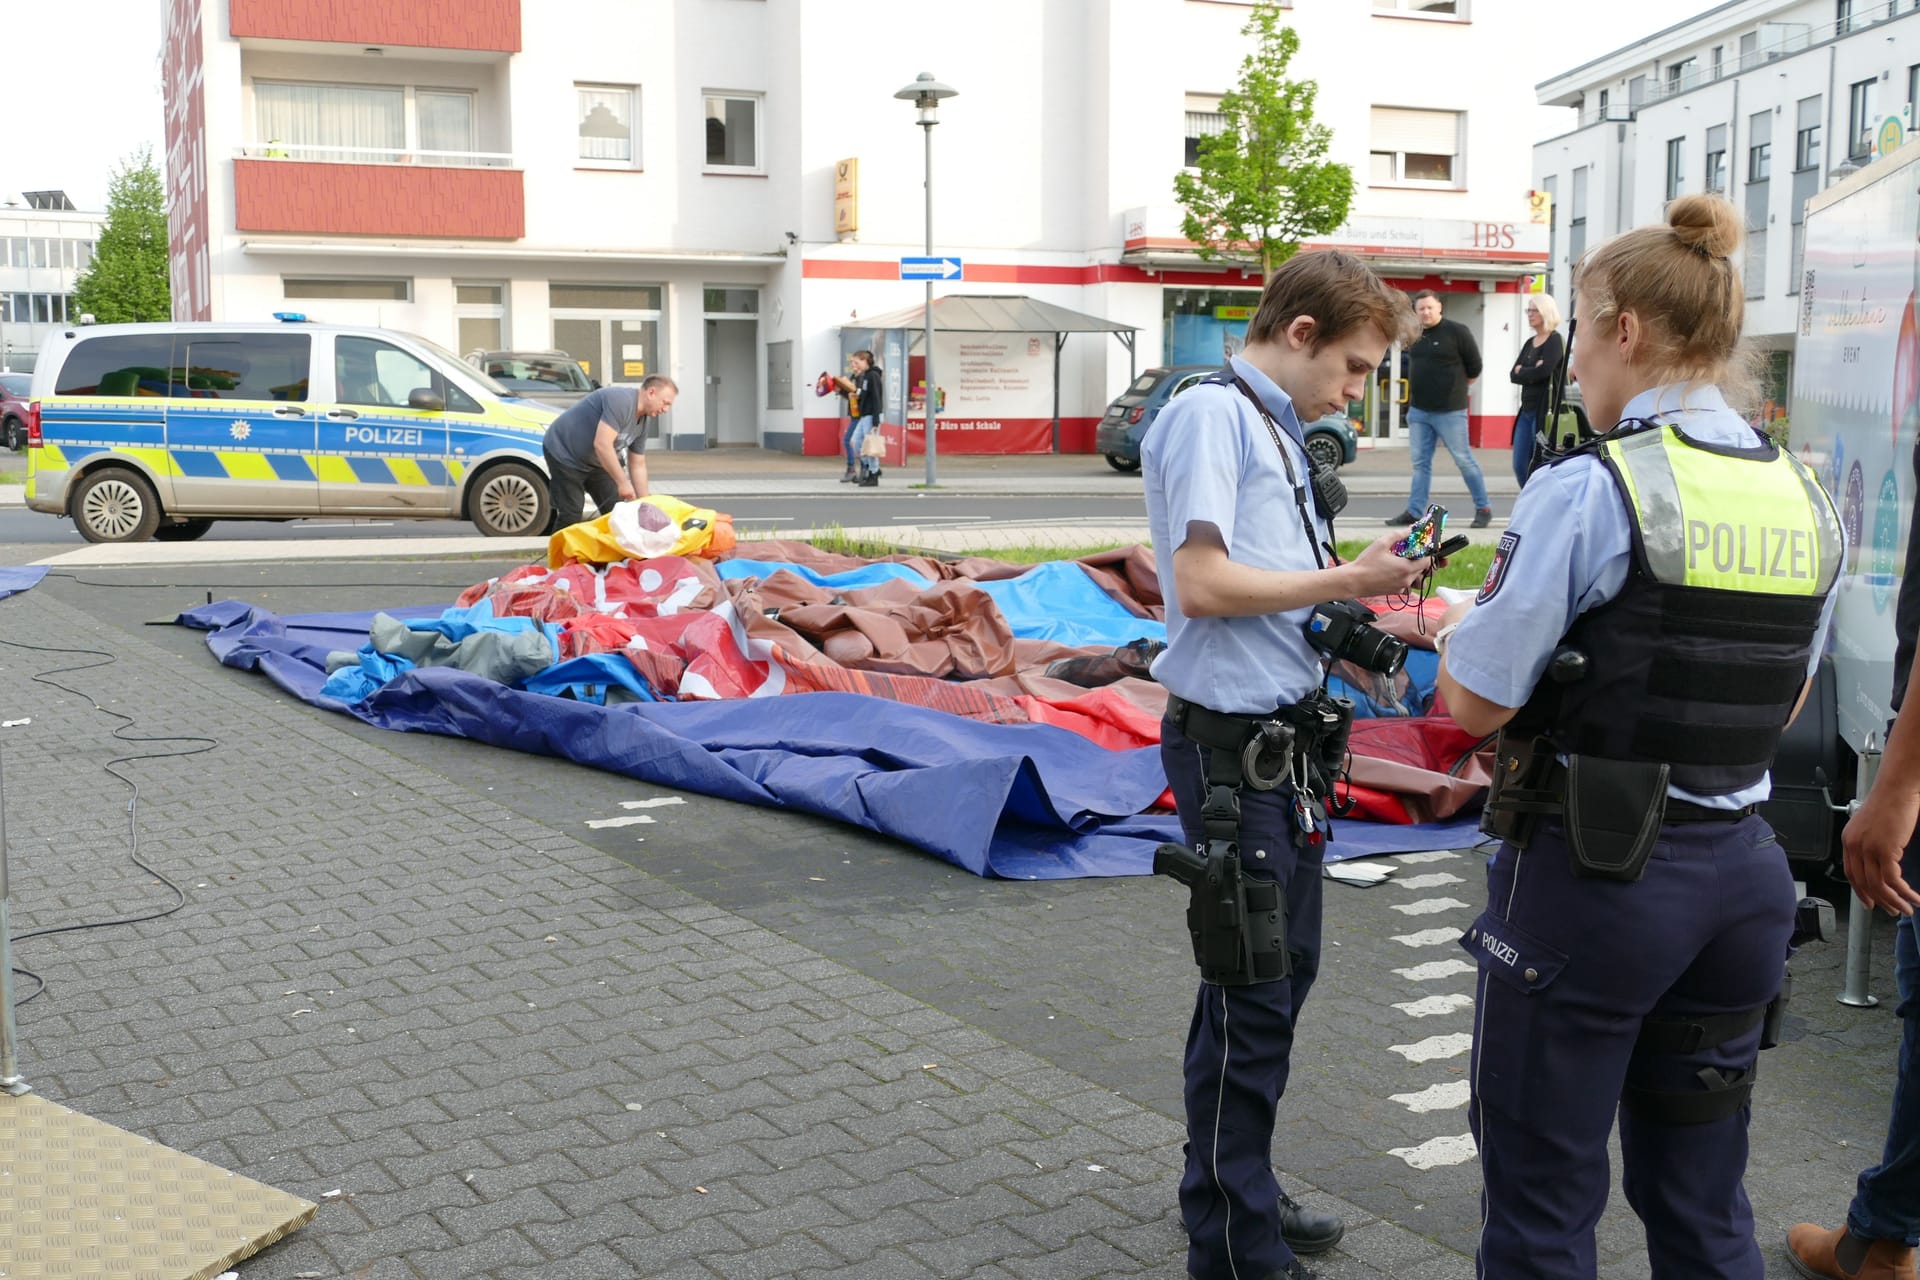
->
<box><xmin>36</xmin><ymin>441</ymin><xmax>460</xmax><ymax>487</ymax></box>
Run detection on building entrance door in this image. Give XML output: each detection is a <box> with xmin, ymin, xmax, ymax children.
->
<box><xmin>702</xmin><ymin>287</ymin><xmax>759</xmax><ymax>446</ymax></box>
<box><xmin>550</xmin><ymin>284</ymin><xmax>666</xmax><ymax>442</ymax></box>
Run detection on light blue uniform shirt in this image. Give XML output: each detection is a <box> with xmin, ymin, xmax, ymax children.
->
<box><xmin>1144</xmin><ymin>355</ymin><xmax>1331</xmax><ymax>714</ymax></box>
<box><xmin>1446</xmin><ymin>382</ymin><xmax>1840</xmax><ymax>807</ymax></box>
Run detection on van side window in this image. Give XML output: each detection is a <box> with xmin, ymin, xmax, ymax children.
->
<box><xmin>173</xmin><ymin>334</ymin><xmax>311</xmax><ymax>401</ymax></box>
<box><xmin>336</xmin><ymin>336</ymin><xmax>481</xmax><ymax>413</ymax></box>
<box><xmin>53</xmin><ymin>334</ymin><xmax>178</xmax><ymax>397</ymax></box>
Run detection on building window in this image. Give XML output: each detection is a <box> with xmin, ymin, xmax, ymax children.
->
<box><xmin>1850</xmin><ymin>78</ymin><xmax>1876</xmax><ymax>159</ymax></box>
<box><xmin>1569</xmin><ymin>165</ymin><xmax>1588</xmax><ymax>269</ymax></box>
<box><xmin>1749</xmin><ymin>135</ymin><xmax>1772</xmax><ymax>181</ymax></box>
<box><xmin>283</xmin><ymin>277</ymin><xmax>412</xmax><ymax>301</ymax></box>
<box><xmin>1910</xmin><ymin>64</ymin><xmax>1920</xmax><ymax>120</ymax></box>
<box><xmin>1184</xmin><ymin>94</ymin><xmax>1226</xmax><ymax>168</ymax></box>
<box><xmin>1712</xmin><ymin>46</ymin><xmax>1724</xmax><ymax>79</ymax></box>
<box><xmin>256</xmin><ymin>82</ymin><xmax>405</xmax><ymax>163</ymax></box>
<box><xmin>1705</xmin><ymin>125</ymin><xmax>1728</xmax><ymax>194</ymax></box>
<box><xmin>417</xmin><ymin>90</ymin><xmax>477</xmax><ymax>165</ymax></box>
<box><xmin>1371</xmin><ymin>0</ymin><xmax>1464</xmax><ymax>14</ymax></box>
<box><xmin>1837</xmin><ymin>0</ymin><xmax>1854</xmax><ymax>34</ymax></box>
<box><xmin>1795</xmin><ymin>96</ymin><xmax>1822</xmax><ymax>171</ymax></box>
<box><xmin>1369</xmin><ymin>107</ymin><xmax>1464</xmax><ymax>186</ymax></box>
<box><xmin>29</xmin><ymin>239</ymin><xmax>49</xmax><ymax>269</ymax></box>
<box><xmin>704</xmin><ymin>92</ymin><xmax>762</xmax><ymax>171</ymax></box>
<box><xmin>1666</xmin><ymin>58</ymin><xmax>1696</xmax><ymax>92</ymax></box>
<box><xmin>1666</xmin><ymin>137</ymin><xmax>1685</xmax><ymax>199</ymax></box>
<box><xmin>1747</xmin><ymin>230</ymin><xmax>1767</xmax><ymax>299</ymax></box>
<box><xmin>1542</xmin><ymin>173</ymin><xmax>1558</xmax><ymax>295</ymax></box>
<box><xmin>6</xmin><ymin>239</ymin><xmax>22</xmax><ymax>269</ymax></box>
<box><xmin>454</xmin><ymin>283</ymin><xmax>506</xmax><ymax>357</ymax></box>
<box><xmin>577</xmin><ymin>84</ymin><xmax>639</xmax><ymax>165</ymax></box>
<box><xmin>1598</xmin><ymin>88</ymin><xmax>1610</xmax><ymax>117</ymax></box>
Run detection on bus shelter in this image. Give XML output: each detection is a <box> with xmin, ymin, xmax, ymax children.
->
<box><xmin>837</xmin><ymin>295</ymin><xmax>1138</xmax><ymax>458</ymax></box>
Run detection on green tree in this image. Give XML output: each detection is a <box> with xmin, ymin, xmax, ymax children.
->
<box><xmin>72</xmin><ymin>148</ymin><xmax>171</xmax><ymax>325</ymax></box>
<box><xmin>1172</xmin><ymin>3</ymin><xmax>1353</xmax><ymax>280</ymax></box>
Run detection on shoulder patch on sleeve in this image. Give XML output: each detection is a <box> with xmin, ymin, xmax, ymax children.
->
<box><xmin>1478</xmin><ymin>530</ymin><xmax>1521</xmax><ymax>603</ymax></box>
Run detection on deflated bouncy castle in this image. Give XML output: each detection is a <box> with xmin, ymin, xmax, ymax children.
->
<box><xmin>180</xmin><ymin>494</ymin><xmax>1492</xmax><ymax>879</ymax></box>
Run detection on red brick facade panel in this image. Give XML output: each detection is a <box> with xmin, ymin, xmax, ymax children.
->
<box><xmin>233</xmin><ymin>161</ymin><xmax>525</xmax><ymax>240</ymax></box>
<box><xmin>229</xmin><ymin>0</ymin><xmax>520</xmax><ymax>53</ymax></box>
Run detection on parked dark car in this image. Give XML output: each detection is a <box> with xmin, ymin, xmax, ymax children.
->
<box><xmin>0</xmin><ymin>373</ymin><xmax>30</xmax><ymax>451</ymax></box>
<box><xmin>1094</xmin><ymin>364</ymin><xmax>1357</xmax><ymax>473</ymax></box>
<box><xmin>468</xmin><ymin>350</ymin><xmax>597</xmax><ymax>408</ymax></box>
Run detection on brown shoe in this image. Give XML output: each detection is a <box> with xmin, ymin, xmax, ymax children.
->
<box><xmin>1787</xmin><ymin>1223</ymin><xmax>1919</xmax><ymax>1280</ymax></box>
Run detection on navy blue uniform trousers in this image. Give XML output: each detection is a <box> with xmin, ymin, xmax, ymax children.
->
<box><xmin>1162</xmin><ymin>716</ymin><xmax>1328</xmax><ymax>1280</ymax></box>
<box><xmin>1466</xmin><ymin>814</ymin><xmax>1796</xmax><ymax>1279</ymax></box>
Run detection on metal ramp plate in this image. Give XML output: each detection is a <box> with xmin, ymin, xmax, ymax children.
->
<box><xmin>0</xmin><ymin>1093</ymin><xmax>316</xmax><ymax>1280</ymax></box>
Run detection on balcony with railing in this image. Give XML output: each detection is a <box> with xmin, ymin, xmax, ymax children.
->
<box><xmin>229</xmin><ymin>0</ymin><xmax>519</xmax><ymax>54</ymax></box>
<box><xmin>1557</xmin><ymin>1</ymin><xmax>1920</xmax><ymax>129</ymax></box>
<box><xmin>233</xmin><ymin>148</ymin><xmax>524</xmax><ymax>240</ymax></box>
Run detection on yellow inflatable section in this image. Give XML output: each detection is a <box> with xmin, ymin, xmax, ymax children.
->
<box><xmin>547</xmin><ymin>492</ymin><xmax>737</xmax><ymax>568</ymax></box>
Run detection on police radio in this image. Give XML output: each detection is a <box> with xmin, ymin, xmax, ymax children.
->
<box><xmin>1539</xmin><ymin>317</ymin><xmax>1597</xmax><ymax>461</ymax></box>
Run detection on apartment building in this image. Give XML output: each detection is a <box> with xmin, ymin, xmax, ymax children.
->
<box><xmin>0</xmin><ymin>191</ymin><xmax>103</xmax><ymax>372</ymax></box>
<box><xmin>164</xmin><ymin>0</ymin><xmax>1542</xmax><ymax>453</ymax></box>
<box><xmin>1534</xmin><ymin>0</ymin><xmax>1920</xmax><ymax>412</ymax></box>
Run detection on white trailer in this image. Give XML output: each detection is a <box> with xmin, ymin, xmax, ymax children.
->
<box><xmin>1783</xmin><ymin>138</ymin><xmax>1920</xmax><ymax>1001</ymax></box>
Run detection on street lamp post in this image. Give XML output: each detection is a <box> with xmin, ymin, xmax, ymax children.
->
<box><xmin>894</xmin><ymin>72</ymin><xmax>957</xmax><ymax>487</ymax></box>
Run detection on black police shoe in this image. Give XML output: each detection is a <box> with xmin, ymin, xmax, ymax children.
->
<box><xmin>1472</xmin><ymin>507</ymin><xmax>1493</xmax><ymax>528</ymax></box>
<box><xmin>1279</xmin><ymin>1190</ymin><xmax>1345</xmax><ymax>1255</ymax></box>
<box><xmin>1385</xmin><ymin>510</ymin><xmax>1419</xmax><ymax>526</ymax></box>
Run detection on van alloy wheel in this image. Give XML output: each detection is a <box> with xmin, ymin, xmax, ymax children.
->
<box><xmin>472</xmin><ymin>461</ymin><xmax>550</xmax><ymax>537</ymax></box>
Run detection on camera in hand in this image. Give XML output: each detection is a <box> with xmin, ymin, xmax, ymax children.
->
<box><xmin>1304</xmin><ymin>599</ymin><xmax>1407</xmax><ymax>676</ymax></box>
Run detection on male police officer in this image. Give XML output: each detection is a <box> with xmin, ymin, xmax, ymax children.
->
<box><xmin>1144</xmin><ymin>250</ymin><xmax>1426</xmax><ymax>1280</ymax></box>
<box><xmin>1435</xmin><ymin>196</ymin><xmax>1842</xmax><ymax>1279</ymax></box>
<box><xmin>541</xmin><ymin>375</ymin><xmax>678</xmax><ymax>533</ymax></box>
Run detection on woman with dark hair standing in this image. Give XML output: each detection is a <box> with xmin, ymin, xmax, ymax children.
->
<box><xmin>836</xmin><ymin>351</ymin><xmax>884</xmax><ymax>485</ymax></box>
<box><xmin>1433</xmin><ymin>193</ymin><xmax>1844</xmax><ymax>1279</ymax></box>
<box><xmin>1508</xmin><ymin>292</ymin><xmax>1564</xmax><ymax>485</ymax></box>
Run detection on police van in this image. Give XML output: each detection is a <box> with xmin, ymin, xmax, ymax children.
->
<box><xmin>24</xmin><ymin>319</ymin><xmax>560</xmax><ymax>541</ymax></box>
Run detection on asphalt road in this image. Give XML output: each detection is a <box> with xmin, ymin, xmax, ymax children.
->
<box><xmin>0</xmin><ymin>491</ymin><xmax>1443</xmax><ymax>546</ymax></box>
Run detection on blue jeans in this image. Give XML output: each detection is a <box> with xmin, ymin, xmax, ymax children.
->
<box><xmin>841</xmin><ymin>416</ymin><xmax>870</xmax><ymax>472</ymax></box>
<box><xmin>1405</xmin><ymin>407</ymin><xmax>1490</xmax><ymax>514</ymax></box>
<box><xmin>1512</xmin><ymin>409</ymin><xmax>1540</xmax><ymax>487</ymax></box>
<box><xmin>1849</xmin><ymin>903</ymin><xmax>1920</xmax><ymax>1245</ymax></box>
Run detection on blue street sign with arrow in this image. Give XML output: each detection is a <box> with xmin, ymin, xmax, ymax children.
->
<box><xmin>900</xmin><ymin>256</ymin><xmax>963</xmax><ymax>280</ymax></box>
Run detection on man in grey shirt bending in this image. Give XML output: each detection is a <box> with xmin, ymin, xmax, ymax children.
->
<box><xmin>541</xmin><ymin>375</ymin><xmax>678</xmax><ymax>533</ymax></box>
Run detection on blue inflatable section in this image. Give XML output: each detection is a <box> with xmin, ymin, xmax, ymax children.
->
<box><xmin>176</xmin><ymin>601</ymin><xmax>1481</xmax><ymax>877</ymax></box>
<box><xmin>972</xmin><ymin>562</ymin><xmax>1167</xmax><ymax>648</ymax></box>
<box><xmin>716</xmin><ymin>559</ymin><xmax>932</xmax><ymax>590</ymax></box>
<box><xmin>0</xmin><ymin>567</ymin><xmax>48</xmax><ymax>600</ymax></box>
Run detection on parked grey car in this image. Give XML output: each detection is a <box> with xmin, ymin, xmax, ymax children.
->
<box><xmin>469</xmin><ymin>350</ymin><xmax>597</xmax><ymax>408</ymax></box>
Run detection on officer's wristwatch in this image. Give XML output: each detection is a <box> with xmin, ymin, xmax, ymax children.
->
<box><xmin>1433</xmin><ymin>621</ymin><xmax>1461</xmax><ymax>660</ymax></box>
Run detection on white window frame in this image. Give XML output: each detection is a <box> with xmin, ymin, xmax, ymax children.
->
<box><xmin>1368</xmin><ymin>107</ymin><xmax>1465</xmax><ymax>189</ymax></box>
<box><xmin>702</xmin><ymin>90</ymin><xmax>765</xmax><ymax>175</ymax></box>
<box><xmin>576</xmin><ymin>83</ymin><xmax>641</xmax><ymax>169</ymax></box>
<box><xmin>1183</xmin><ymin>93</ymin><xmax>1226</xmax><ymax>171</ymax></box>
<box><xmin>1371</xmin><ymin>0</ymin><xmax>1469</xmax><ymax>20</ymax></box>
<box><xmin>251</xmin><ymin>79</ymin><xmax>480</xmax><ymax>165</ymax></box>
<box><xmin>283</xmin><ymin>277</ymin><xmax>414</xmax><ymax>302</ymax></box>
<box><xmin>453</xmin><ymin>282</ymin><xmax>508</xmax><ymax>360</ymax></box>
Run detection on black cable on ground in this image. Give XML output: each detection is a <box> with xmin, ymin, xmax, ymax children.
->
<box><xmin>0</xmin><ymin>631</ymin><xmax>219</xmax><ymax>1007</ymax></box>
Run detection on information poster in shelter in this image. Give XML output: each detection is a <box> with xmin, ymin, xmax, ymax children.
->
<box><xmin>905</xmin><ymin>333</ymin><xmax>1056</xmax><ymax>453</ymax></box>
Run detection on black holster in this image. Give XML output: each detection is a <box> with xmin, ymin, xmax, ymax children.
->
<box><xmin>1480</xmin><ymin>732</ymin><xmax>1555</xmax><ymax>849</ymax></box>
<box><xmin>1154</xmin><ymin>840</ymin><xmax>1290</xmax><ymax>985</ymax></box>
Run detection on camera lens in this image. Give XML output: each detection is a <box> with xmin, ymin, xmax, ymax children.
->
<box><xmin>1350</xmin><ymin>627</ymin><xmax>1408</xmax><ymax>677</ymax></box>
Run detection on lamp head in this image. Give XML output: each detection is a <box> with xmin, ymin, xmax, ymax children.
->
<box><xmin>894</xmin><ymin>72</ymin><xmax>958</xmax><ymax>126</ymax></box>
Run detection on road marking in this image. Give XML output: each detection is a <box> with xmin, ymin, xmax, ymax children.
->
<box><xmin>620</xmin><ymin>798</ymin><xmax>686</xmax><ymax>810</ymax></box>
<box><xmin>1390</xmin><ymin>1033</ymin><xmax>1473</xmax><ymax>1063</ymax></box>
<box><xmin>1389</xmin><ymin>1080</ymin><xmax>1472</xmax><ymax>1113</ymax></box>
<box><xmin>1393</xmin><ymin>928</ymin><xmax>1463</xmax><ymax>948</ymax></box>
<box><xmin>1395</xmin><ymin>872</ymin><xmax>1465</xmax><ymax>891</ymax></box>
<box><xmin>1389</xmin><ymin>1133</ymin><xmax>1478</xmax><ymax>1169</ymax></box>
<box><xmin>1392</xmin><ymin>897</ymin><xmax>1472</xmax><ymax>917</ymax></box>
<box><xmin>587</xmin><ymin>815</ymin><xmax>656</xmax><ymax>828</ymax></box>
<box><xmin>1394</xmin><ymin>959</ymin><xmax>1476</xmax><ymax>982</ymax></box>
<box><xmin>1393</xmin><ymin>993</ymin><xmax>1476</xmax><ymax>1018</ymax></box>
<box><xmin>1395</xmin><ymin>850</ymin><xmax>1461</xmax><ymax>864</ymax></box>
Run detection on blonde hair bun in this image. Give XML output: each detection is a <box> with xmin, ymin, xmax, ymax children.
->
<box><xmin>1667</xmin><ymin>193</ymin><xmax>1743</xmax><ymax>260</ymax></box>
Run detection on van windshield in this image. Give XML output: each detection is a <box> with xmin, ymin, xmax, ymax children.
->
<box><xmin>400</xmin><ymin>332</ymin><xmax>513</xmax><ymax>397</ymax></box>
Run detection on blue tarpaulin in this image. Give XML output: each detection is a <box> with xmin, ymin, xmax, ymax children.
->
<box><xmin>0</xmin><ymin>567</ymin><xmax>49</xmax><ymax>600</ymax></box>
<box><xmin>177</xmin><ymin>601</ymin><xmax>1481</xmax><ymax>877</ymax></box>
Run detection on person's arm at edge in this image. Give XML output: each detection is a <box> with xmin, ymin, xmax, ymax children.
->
<box><xmin>1172</xmin><ymin>524</ymin><xmax>1427</xmax><ymax>618</ymax></box>
<box><xmin>593</xmin><ymin>420</ymin><xmax>637</xmax><ymax>501</ymax></box>
<box><xmin>628</xmin><ymin>445</ymin><xmax>650</xmax><ymax>499</ymax></box>
<box><xmin>1843</xmin><ymin>647</ymin><xmax>1920</xmax><ymax>914</ymax></box>
<box><xmin>1460</xmin><ymin>323</ymin><xmax>1483</xmax><ymax>383</ymax></box>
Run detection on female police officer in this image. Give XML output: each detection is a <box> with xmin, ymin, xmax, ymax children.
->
<box><xmin>1434</xmin><ymin>193</ymin><xmax>1843</xmax><ymax>1279</ymax></box>
<box><xmin>1144</xmin><ymin>250</ymin><xmax>1428</xmax><ymax>1280</ymax></box>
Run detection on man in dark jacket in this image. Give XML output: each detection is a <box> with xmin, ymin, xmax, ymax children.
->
<box><xmin>1386</xmin><ymin>290</ymin><xmax>1494</xmax><ymax>528</ymax></box>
